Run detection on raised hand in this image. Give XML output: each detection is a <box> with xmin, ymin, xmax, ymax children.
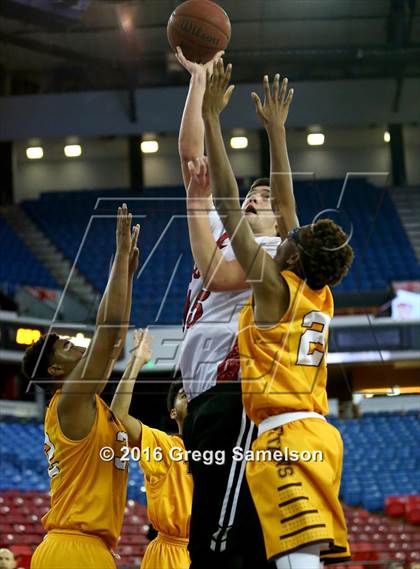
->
<box><xmin>131</xmin><ymin>328</ymin><xmax>153</xmax><ymax>365</ymax></box>
<box><xmin>251</xmin><ymin>74</ymin><xmax>294</xmax><ymax>131</ymax></box>
<box><xmin>175</xmin><ymin>46</ymin><xmax>225</xmax><ymax>79</ymax></box>
<box><xmin>128</xmin><ymin>223</ymin><xmax>140</xmax><ymax>275</ymax></box>
<box><xmin>116</xmin><ymin>203</ymin><xmax>133</xmax><ymax>255</ymax></box>
<box><xmin>187</xmin><ymin>156</ymin><xmax>211</xmax><ymax>199</ymax></box>
<box><xmin>202</xmin><ymin>58</ymin><xmax>235</xmax><ymax>119</ymax></box>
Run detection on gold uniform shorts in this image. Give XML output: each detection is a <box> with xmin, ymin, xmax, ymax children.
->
<box><xmin>30</xmin><ymin>530</ymin><xmax>116</xmax><ymax>569</ymax></box>
<box><xmin>246</xmin><ymin>418</ymin><xmax>351</xmax><ymax>564</ymax></box>
<box><xmin>140</xmin><ymin>533</ymin><xmax>190</xmax><ymax>569</ymax></box>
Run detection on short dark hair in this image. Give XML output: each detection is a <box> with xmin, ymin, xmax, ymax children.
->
<box><xmin>166</xmin><ymin>380</ymin><xmax>183</xmax><ymax>413</ymax></box>
<box><xmin>296</xmin><ymin>219</ymin><xmax>354</xmax><ymax>289</ymax></box>
<box><xmin>250</xmin><ymin>177</ymin><xmax>270</xmax><ymax>191</ymax></box>
<box><xmin>21</xmin><ymin>333</ymin><xmax>60</xmax><ymax>389</ymax></box>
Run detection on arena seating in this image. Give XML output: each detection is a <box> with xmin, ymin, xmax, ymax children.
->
<box><xmin>337</xmin><ymin>505</ymin><xmax>420</xmax><ymax>567</ymax></box>
<box><xmin>1</xmin><ymin>412</ymin><xmax>419</xmax><ymax>567</ymax></box>
<box><xmin>0</xmin><ymin>492</ymin><xmax>148</xmax><ymax>568</ymax></box>
<box><xmin>0</xmin><ymin>420</ymin><xmax>148</xmax><ymax>568</ymax></box>
<box><xmin>21</xmin><ymin>179</ymin><xmax>420</xmax><ymax>325</ymax></box>
<box><xmin>331</xmin><ymin>411</ymin><xmax>420</xmax><ymax>513</ymax></box>
<box><xmin>1</xmin><ymin>494</ymin><xmax>419</xmax><ymax>568</ymax></box>
<box><xmin>0</xmin><ymin>420</ymin><xmax>146</xmax><ymax>502</ymax></box>
<box><xmin>23</xmin><ymin>187</ymin><xmax>190</xmax><ymax>326</ymax></box>
<box><xmin>0</xmin><ymin>215</ymin><xmax>58</xmax><ymax>293</ymax></box>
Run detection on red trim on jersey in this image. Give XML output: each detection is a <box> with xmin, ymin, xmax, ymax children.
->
<box><xmin>216</xmin><ymin>340</ymin><xmax>240</xmax><ymax>383</ymax></box>
<box><xmin>182</xmin><ymin>288</ymin><xmax>191</xmax><ymax>330</ymax></box>
<box><xmin>216</xmin><ymin>232</ymin><xmax>229</xmax><ymax>249</ymax></box>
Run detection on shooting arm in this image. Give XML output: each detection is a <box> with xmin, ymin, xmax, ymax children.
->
<box><xmin>179</xmin><ymin>73</ymin><xmax>207</xmax><ymax>189</ymax></box>
<box><xmin>177</xmin><ymin>48</ymin><xmax>221</xmax><ymax>207</ymax></box>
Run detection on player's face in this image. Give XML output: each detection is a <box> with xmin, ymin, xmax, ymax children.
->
<box><xmin>242</xmin><ymin>186</ymin><xmax>277</xmax><ymax>236</ymax></box>
<box><xmin>0</xmin><ymin>549</ymin><xmax>16</xmax><ymax>569</ymax></box>
<box><xmin>50</xmin><ymin>339</ymin><xmax>86</xmax><ymax>375</ymax></box>
<box><xmin>173</xmin><ymin>387</ymin><xmax>188</xmax><ymax>424</ymax></box>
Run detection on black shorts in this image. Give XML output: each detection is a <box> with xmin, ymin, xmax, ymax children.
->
<box><xmin>183</xmin><ymin>382</ymin><xmax>271</xmax><ymax>569</ymax></box>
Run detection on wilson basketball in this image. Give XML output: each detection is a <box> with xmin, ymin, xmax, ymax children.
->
<box><xmin>167</xmin><ymin>0</ymin><xmax>231</xmax><ymax>64</ymax></box>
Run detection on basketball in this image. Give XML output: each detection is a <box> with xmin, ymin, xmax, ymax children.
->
<box><xmin>167</xmin><ymin>0</ymin><xmax>231</xmax><ymax>64</ymax></box>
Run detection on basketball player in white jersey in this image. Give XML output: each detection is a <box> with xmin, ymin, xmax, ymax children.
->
<box><xmin>176</xmin><ymin>48</ymin><xmax>295</xmax><ymax>568</ymax></box>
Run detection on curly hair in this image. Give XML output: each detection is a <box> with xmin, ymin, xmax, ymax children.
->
<box><xmin>166</xmin><ymin>380</ymin><xmax>183</xmax><ymax>413</ymax></box>
<box><xmin>295</xmin><ymin>219</ymin><xmax>354</xmax><ymax>290</ymax></box>
<box><xmin>21</xmin><ymin>333</ymin><xmax>60</xmax><ymax>389</ymax></box>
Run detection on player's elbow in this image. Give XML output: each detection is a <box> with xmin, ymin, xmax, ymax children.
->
<box><xmin>178</xmin><ymin>144</ymin><xmax>197</xmax><ymax>162</ymax></box>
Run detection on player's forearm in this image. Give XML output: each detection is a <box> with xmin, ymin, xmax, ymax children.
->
<box><xmin>204</xmin><ymin>116</ymin><xmax>241</xmax><ymax>233</ymax></box>
<box><xmin>96</xmin><ymin>252</ymin><xmax>130</xmax><ymax>327</ymax></box>
<box><xmin>267</xmin><ymin>126</ymin><xmax>295</xmax><ymax>214</ymax></box>
<box><xmin>110</xmin><ymin>357</ymin><xmax>144</xmax><ymax>419</ymax></box>
<box><xmin>187</xmin><ymin>198</ymin><xmax>224</xmax><ymax>286</ymax></box>
<box><xmin>204</xmin><ymin>114</ymin><xmax>260</xmax><ymax>282</ymax></box>
<box><xmin>179</xmin><ymin>74</ymin><xmax>207</xmax><ymax>159</ymax></box>
<box><xmin>113</xmin><ymin>274</ymin><xmax>134</xmax><ymax>360</ymax></box>
<box><xmin>122</xmin><ymin>275</ymin><xmax>133</xmax><ymax>335</ymax></box>
<box><xmin>101</xmin><ymin>252</ymin><xmax>130</xmax><ymax>327</ymax></box>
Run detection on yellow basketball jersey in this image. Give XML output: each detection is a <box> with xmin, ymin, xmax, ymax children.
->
<box><xmin>238</xmin><ymin>270</ymin><xmax>334</xmax><ymax>425</ymax></box>
<box><xmin>139</xmin><ymin>425</ymin><xmax>193</xmax><ymax>538</ymax></box>
<box><xmin>42</xmin><ymin>390</ymin><xmax>128</xmax><ymax>549</ymax></box>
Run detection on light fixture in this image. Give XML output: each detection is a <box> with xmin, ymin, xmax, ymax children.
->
<box><xmin>59</xmin><ymin>332</ymin><xmax>91</xmax><ymax>348</ymax></box>
<box><xmin>141</xmin><ymin>140</ymin><xmax>159</xmax><ymax>154</ymax></box>
<box><xmin>230</xmin><ymin>136</ymin><xmax>248</xmax><ymax>149</ymax></box>
<box><xmin>64</xmin><ymin>144</ymin><xmax>82</xmax><ymax>158</ymax></box>
<box><xmin>16</xmin><ymin>328</ymin><xmax>42</xmax><ymax>345</ymax></box>
<box><xmin>384</xmin><ymin>131</ymin><xmax>391</xmax><ymax>143</ymax></box>
<box><xmin>26</xmin><ymin>146</ymin><xmax>44</xmax><ymax>160</ymax></box>
<box><xmin>307</xmin><ymin>133</ymin><xmax>325</xmax><ymax>146</ymax></box>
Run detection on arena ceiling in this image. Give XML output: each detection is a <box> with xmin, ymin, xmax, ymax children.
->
<box><xmin>0</xmin><ymin>0</ymin><xmax>419</xmax><ymax>95</ymax></box>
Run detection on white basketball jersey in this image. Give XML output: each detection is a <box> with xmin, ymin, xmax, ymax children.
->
<box><xmin>180</xmin><ymin>210</ymin><xmax>281</xmax><ymax>401</ymax></box>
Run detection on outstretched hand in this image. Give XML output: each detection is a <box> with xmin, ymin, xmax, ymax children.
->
<box><xmin>175</xmin><ymin>46</ymin><xmax>225</xmax><ymax>79</ymax></box>
<box><xmin>116</xmin><ymin>203</ymin><xmax>133</xmax><ymax>255</ymax></box>
<box><xmin>187</xmin><ymin>156</ymin><xmax>211</xmax><ymax>199</ymax></box>
<box><xmin>202</xmin><ymin>58</ymin><xmax>235</xmax><ymax>119</ymax></box>
<box><xmin>252</xmin><ymin>74</ymin><xmax>293</xmax><ymax>131</ymax></box>
<box><xmin>131</xmin><ymin>328</ymin><xmax>153</xmax><ymax>365</ymax></box>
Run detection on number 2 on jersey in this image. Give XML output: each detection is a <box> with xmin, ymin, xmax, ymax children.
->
<box><xmin>297</xmin><ymin>311</ymin><xmax>331</xmax><ymax>367</ymax></box>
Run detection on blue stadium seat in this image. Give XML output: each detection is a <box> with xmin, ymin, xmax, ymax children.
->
<box><xmin>0</xmin><ymin>420</ymin><xmax>146</xmax><ymax>504</ymax></box>
<box><xmin>0</xmin><ymin>216</ymin><xmax>58</xmax><ymax>291</ymax></box>
<box><xmin>331</xmin><ymin>412</ymin><xmax>420</xmax><ymax>511</ymax></box>
<box><xmin>20</xmin><ymin>180</ymin><xmax>420</xmax><ymax>325</ymax></box>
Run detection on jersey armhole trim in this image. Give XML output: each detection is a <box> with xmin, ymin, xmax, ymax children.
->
<box><xmin>54</xmin><ymin>392</ymin><xmax>99</xmax><ymax>445</ymax></box>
